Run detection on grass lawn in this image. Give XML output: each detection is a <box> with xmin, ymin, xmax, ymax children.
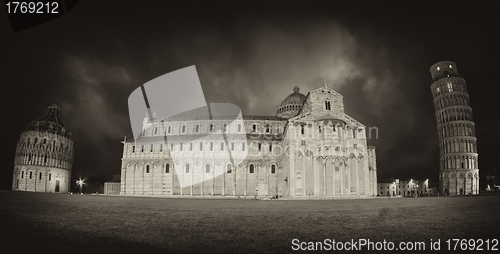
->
<box><xmin>0</xmin><ymin>191</ymin><xmax>499</xmax><ymax>253</ymax></box>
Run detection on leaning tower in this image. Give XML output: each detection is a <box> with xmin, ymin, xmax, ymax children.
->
<box><xmin>430</xmin><ymin>61</ymin><xmax>479</xmax><ymax>196</ymax></box>
<box><xmin>12</xmin><ymin>105</ymin><xmax>74</xmax><ymax>193</ymax></box>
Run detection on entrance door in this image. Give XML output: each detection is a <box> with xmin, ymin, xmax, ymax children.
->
<box><xmin>258</xmin><ymin>179</ymin><xmax>267</xmax><ymax>196</ymax></box>
<box><xmin>55</xmin><ymin>180</ymin><xmax>60</xmax><ymax>192</ymax></box>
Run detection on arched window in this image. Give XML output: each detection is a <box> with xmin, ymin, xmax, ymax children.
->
<box><xmin>27</xmin><ymin>137</ymin><xmax>30</xmax><ymax>144</ymax></box>
<box><xmin>185</xmin><ymin>164</ymin><xmax>190</xmax><ymax>173</ymax></box>
<box><xmin>223</xmin><ymin>124</ymin><xmax>227</xmax><ymax>132</ymax></box>
<box><xmin>182</xmin><ymin>125</ymin><xmax>186</xmax><ymax>133</ymax></box>
<box><xmin>44</xmin><ymin>155</ymin><xmax>47</xmax><ymax>164</ymax></box>
<box><xmin>318</xmin><ymin>126</ymin><xmax>322</xmax><ymax>133</ymax></box>
<box><xmin>205</xmin><ymin>164</ymin><xmax>211</xmax><ymax>173</ymax></box>
<box><xmin>34</xmin><ymin>137</ymin><xmax>38</xmax><ymax>144</ymax></box>
<box><xmin>210</xmin><ymin>124</ymin><xmax>213</xmax><ymax>132</ymax></box>
<box><xmin>258</xmin><ymin>143</ymin><xmax>261</xmax><ymax>151</ymax></box>
<box><xmin>271</xmin><ymin>165</ymin><xmax>276</xmax><ymax>174</ymax></box>
<box><xmin>132</xmin><ymin>145</ymin><xmax>135</xmax><ymax>153</ymax></box>
<box><xmin>301</xmin><ymin>125</ymin><xmax>304</xmax><ymax>135</ymax></box>
<box><xmin>252</xmin><ymin>124</ymin><xmax>257</xmax><ymax>132</ymax></box>
<box><xmin>226</xmin><ymin>164</ymin><xmax>232</xmax><ymax>173</ymax></box>
<box><xmin>266</xmin><ymin>124</ymin><xmax>270</xmax><ymax>133</ymax></box>
<box><xmin>238</xmin><ymin>124</ymin><xmax>241</xmax><ymax>132</ymax></box>
<box><xmin>155</xmin><ymin>127</ymin><xmax>158</xmax><ymax>135</ymax></box>
<box><xmin>195</xmin><ymin>125</ymin><xmax>199</xmax><ymax>132</ymax></box>
<box><xmin>44</xmin><ymin>138</ymin><xmax>46</xmax><ymax>144</ymax></box>
<box><xmin>141</xmin><ymin>145</ymin><xmax>144</xmax><ymax>152</ymax></box>
<box><xmin>165</xmin><ymin>164</ymin><xmax>170</xmax><ymax>173</ymax></box>
<box><xmin>167</xmin><ymin>126</ymin><xmax>171</xmax><ymax>134</ymax></box>
<box><xmin>249</xmin><ymin>164</ymin><xmax>254</xmax><ymax>174</ymax></box>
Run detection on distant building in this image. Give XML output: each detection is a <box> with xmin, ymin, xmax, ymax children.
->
<box><xmin>377</xmin><ymin>178</ymin><xmax>433</xmax><ymax>197</ymax></box>
<box><xmin>430</xmin><ymin>61</ymin><xmax>479</xmax><ymax>196</ymax></box>
<box><xmin>12</xmin><ymin>105</ymin><xmax>74</xmax><ymax>193</ymax></box>
<box><xmin>104</xmin><ymin>175</ymin><xmax>121</xmax><ymax>195</ymax></box>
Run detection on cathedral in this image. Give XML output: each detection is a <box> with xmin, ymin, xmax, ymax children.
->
<box><xmin>12</xmin><ymin>105</ymin><xmax>74</xmax><ymax>193</ymax></box>
<box><xmin>120</xmin><ymin>82</ymin><xmax>378</xmax><ymax>198</ymax></box>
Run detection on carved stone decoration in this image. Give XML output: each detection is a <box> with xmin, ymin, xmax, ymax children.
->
<box><xmin>307</xmin><ymin>123</ymin><xmax>312</xmax><ymax>128</ymax></box>
<box><xmin>357</xmin><ymin>153</ymin><xmax>364</xmax><ymax>159</ymax></box>
<box><xmin>316</xmin><ymin>156</ymin><xmax>324</xmax><ymax>164</ymax></box>
<box><xmin>295</xmin><ymin>150</ymin><xmax>303</xmax><ymax>158</ymax></box>
<box><xmin>349</xmin><ymin>153</ymin><xmax>356</xmax><ymax>159</ymax></box>
<box><xmin>305</xmin><ymin>150</ymin><xmax>313</xmax><ymax>157</ymax></box>
<box><xmin>216</xmin><ymin>161</ymin><xmax>222</xmax><ymax>166</ymax></box>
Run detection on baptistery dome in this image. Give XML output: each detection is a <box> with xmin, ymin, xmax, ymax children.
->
<box><xmin>276</xmin><ymin>86</ymin><xmax>306</xmax><ymax>118</ymax></box>
<box><xmin>12</xmin><ymin>105</ymin><xmax>74</xmax><ymax>193</ymax></box>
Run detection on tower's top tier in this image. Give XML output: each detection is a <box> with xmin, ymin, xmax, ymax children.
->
<box><xmin>430</xmin><ymin>61</ymin><xmax>460</xmax><ymax>82</ymax></box>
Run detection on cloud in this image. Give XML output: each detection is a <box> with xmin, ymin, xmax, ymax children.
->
<box><xmin>61</xmin><ymin>56</ymin><xmax>132</xmax><ymax>149</ymax></box>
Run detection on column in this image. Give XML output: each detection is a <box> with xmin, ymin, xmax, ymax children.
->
<box><xmin>340</xmin><ymin>162</ymin><xmax>344</xmax><ymax>196</ymax></box>
<box><xmin>303</xmin><ymin>155</ymin><xmax>306</xmax><ymax>196</ymax></box>
<box><xmin>314</xmin><ymin>157</ymin><xmax>319</xmax><ymax>196</ymax></box>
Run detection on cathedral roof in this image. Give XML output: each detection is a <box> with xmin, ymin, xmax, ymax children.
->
<box><xmin>24</xmin><ymin>104</ymin><xmax>71</xmax><ymax>138</ymax></box>
<box><xmin>279</xmin><ymin>86</ymin><xmax>307</xmax><ymax>107</ymax></box>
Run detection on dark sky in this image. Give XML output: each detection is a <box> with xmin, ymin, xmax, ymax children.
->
<box><xmin>1</xmin><ymin>0</ymin><xmax>499</xmax><ymax>189</ymax></box>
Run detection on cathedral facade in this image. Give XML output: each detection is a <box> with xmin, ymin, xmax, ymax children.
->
<box><xmin>120</xmin><ymin>83</ymin><xmax>377</xmax><ymax>198</ymax></box>
<box><xmin>12</xmin><ymin>105</ymin><xmax>74</xmax><ymax>193</ymax></box>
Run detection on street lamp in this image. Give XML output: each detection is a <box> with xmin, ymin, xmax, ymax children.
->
<box><xmin>76</xmin><ymin>179</ymin><xmax>84</xmax><ymax>194</ymax></box>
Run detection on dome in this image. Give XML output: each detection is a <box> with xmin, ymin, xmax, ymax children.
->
<box><xmin>280</xmin><ymin>86</ymin><xmax>306</xmax><ymax>107</ymax></box>
<box><xmin>276</xmin><ymin>86</ymin><xmax>307</xmax><ymax>118</ymax></box>
<box><xmin>24</xmin><ymin>104</ymin><xmax>71</xmax><ymax>138</ymax></box>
